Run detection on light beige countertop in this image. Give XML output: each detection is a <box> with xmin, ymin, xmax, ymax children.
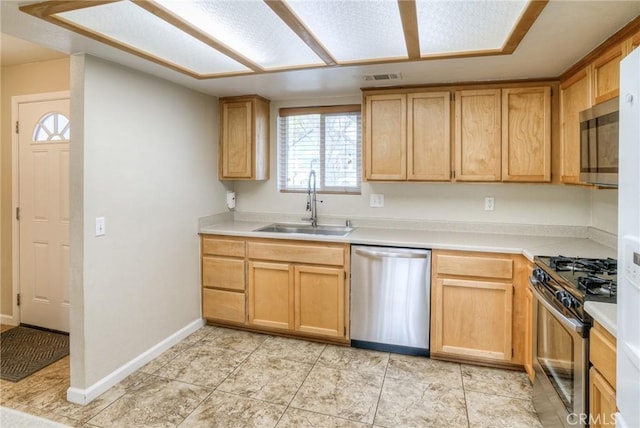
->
<box><xmin>585</xmin><ymin>302</ymin><xmax>617</xmax><ymax>337</ymax></box>
<box><xmin>199</xmin><ymin>220</ymin><xmax>617</xmax><ymax>262</ymax></box>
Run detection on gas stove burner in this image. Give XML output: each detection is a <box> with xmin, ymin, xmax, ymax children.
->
<box><xmin>550</xmin><ymin>256</ymin><xmax>617</xmax><ymax>276</ymax></box>
<box><xmin>577</xmin><ymin>275</ymin><xmax>617</xmax><ymax>296</ymax></box>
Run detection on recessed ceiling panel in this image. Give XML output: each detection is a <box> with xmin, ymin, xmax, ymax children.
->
<box><xmin>58</xmin><ymin>1</ymin><xmax>250</xmax><ymax>75</ymax></box>
<box><xmin>155</xmin><ymin>0</ymin><xmax>324</xmax><ymax>69</ymax></box>
<box><xmin>286</xmin><ymin>0</ymin><xmax>407</xmax><ymax>62</ymax></box>
<box><xmin>417</xmin><ymin>0</ymin><xmax>529</xmax><ymax>55</ymax></box>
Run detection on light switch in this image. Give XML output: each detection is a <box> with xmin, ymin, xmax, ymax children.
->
<box><xmin>96</xmin><ymin>217</ymin><xmax>105</xmax><ymax>237</ymax></box>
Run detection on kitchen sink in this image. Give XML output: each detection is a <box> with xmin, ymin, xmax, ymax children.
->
<box><xmin>253</xmin><ymin>223</ymin><xmax>354</xmax><ymax>237</ymax></box>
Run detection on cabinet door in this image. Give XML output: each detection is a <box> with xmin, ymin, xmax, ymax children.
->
<box><xmin>592</xmin><ymin>45</ymin><xmax>624</xmax><ymax>105</ymax></box>
<box><xmin>220</xmin><ymin>101</ymin><xmax>253</xmax><ymax>179</ymax></box>
<box><xmin>524</xmin><ymin>286</ymin><xmax>535</xmax><ymax>382</ymax></box>
<box><xmin>294</xmin><ymin>265</ymin><xmax>345</xmax><ymax>338</ymax></box>
<box><xmin>454</xmin><ymin>89</ymin><xmax>501</xmax><ymax>181</ymax></box>
<box><xmin>626</xmin><ymin>30</ymin><xmax>640</xmax><ymax>57</ymax></box>
<box><xmin>560</xmin><ymin>69</ymin><xmax>591</xmax><ymax>184</ymax></box>
<box><xmin>589</xmin><ymin>367</ymin><xmax>617</xmax><ymax>428</ymax></box>
<box><xmin>365</xmin><ymin>94</ymin><xmax>407</xmax><ymax>180</ymax></box>
<box><xmin>502</xmin><ymin>87</ymin><xmax>551</xmax><ymax>182</ymax></box>
<box><xmin>407</xmin><ymin>92</ymin><xmax>451</xmax><ymax>180</ymax></box>
<box><xmin>433</xmin><ymin>278</ymin><xmax>513</xmax><ymax>361</ymax></box>
<box><xmin>248</xmin><ymin>261</ymin><xmax>294</xmax><ymax>330</ymax></box>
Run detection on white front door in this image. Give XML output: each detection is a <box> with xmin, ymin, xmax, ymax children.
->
<box><xmin>18</xmin><ymin>97</ymin><xmax>70</xmax><ymax>332</ymax></box>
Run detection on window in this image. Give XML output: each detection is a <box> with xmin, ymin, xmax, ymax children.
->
<box><xmin>33</xmin><ymin>112</ymin><xmax>70</xmax><ymax>142</ymax></box>
<box><xmin>279</xmin><ymin>105</ymin><xmax>361</xmax><ymax>193</ymax></box>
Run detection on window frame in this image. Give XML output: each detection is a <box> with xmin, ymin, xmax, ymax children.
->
<box><xmin>278</xmin><ymin>104</ymin><xmax>362</xmax><ymax>195</ymax></box>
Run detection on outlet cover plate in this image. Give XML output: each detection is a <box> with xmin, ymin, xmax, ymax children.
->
<box><xmin>484</xmin><ymin>197</ymin><xmax>495</xmax><ymax>211</ymax></box>
<box><xmin>370</xmin><ymin>194</ymin><xmax>385</xmax><ymax>208</ymax></box>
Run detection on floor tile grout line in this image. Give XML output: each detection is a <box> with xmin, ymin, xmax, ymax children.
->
<box><xmin>273</xmin><ymin>341</ymin><xmax>328</xmax><ymax>426</ymax></box>
<box><xmin>461</xmin><ymin>364</ymin><xmax>472</xmax><ymax>428</ymax></box>
<box><xmin>371</xmin><ymin>352</ymin><xmax>391</xmax><ymax>427</ymax></box>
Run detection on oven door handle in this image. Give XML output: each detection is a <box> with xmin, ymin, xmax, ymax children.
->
<box><xmin>529</xmin><ymin>279</ymin><xmax>584</xmax><ymax>334</ymax></box>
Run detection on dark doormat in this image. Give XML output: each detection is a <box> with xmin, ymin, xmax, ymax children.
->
<box><xmin>0</xmin><ymin>326</ymin><xmax>69</xmax><ymax>382</ymax></box>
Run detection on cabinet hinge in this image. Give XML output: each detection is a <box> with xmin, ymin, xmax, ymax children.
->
<box><xmin>17</xmin><ymin>293</ymin><xmax>21</xmax><ymax>307</ymax></box>
<box><xmin>15</xmin><ymin>121</ymin><xmax>19</xmax><ymax>134</ymax></box>
<box><xmin>16</xmin><ymin>207</ymin><xmax>20</xmax><ymax>221</ymax></box>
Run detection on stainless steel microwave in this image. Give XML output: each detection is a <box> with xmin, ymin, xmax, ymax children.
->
<box><xmin>579</xmin><ymin>97</ymin><xmax>619</xmax><ymax>187</ymax></box>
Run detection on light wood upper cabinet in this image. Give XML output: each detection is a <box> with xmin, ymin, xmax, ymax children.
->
<box><xmin>407</xmin><ymin>92</ymin><xmax>451</xmax><ymax>180</ymax></box>
<box><xmin>365</xmin><ymin>94</ymin><xmax>407</xmax><ymax>180</ymax></box>
<box><xmin>560</xmin><ymin>68</ymin><xmax>591</xmax><ymax>184</ymax></box>
<box><xmin>295</xmin><ymin>265</ymin><xmax>345</xmax><ymax>338</ymax></box>
<box><xmin>454</xmin><ymin>89</ymin><xmax>502</xmax><ymax>181</ymax></box>
<box><xmin>364</xmin><ymin>91</ymin><xmax>451</xmax><ymax>181</ymax></box>
<box><xmin>592</xmin><ymin>45</ymin><xmax>624</xmax><ymax>105</ymax></box>
<box><xmin>501</xmin><ymin>87</ymin><xmax>551</xmax><ymax>182</ymax></box>
<box><xmin>625</xmin><ymin>29</ymin><xmax>640</xmax><ymax>56</ymax></box>
<box><xmin>219</xmin><ymin>95</ymin><xmax>269</xmax><ymax>180</ymax></box>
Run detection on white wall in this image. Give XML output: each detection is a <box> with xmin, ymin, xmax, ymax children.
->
<box><xmin>590</xmin><ymin>188</ymin><xmax>618</xmax><ymax>234</ymax></box>
<box><xmin>236</xmin><ymin>96</ymin><xmax>593</xmax><ymax>229</ymax></box>
<box><xmin>70</xmin><ymin>55</ymin><xmax>226</xmax><ymax>389</ymax></box>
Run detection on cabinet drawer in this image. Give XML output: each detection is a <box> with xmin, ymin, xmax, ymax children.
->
<box><xmin>203</xmin><ymin>256</ymin><xmax>245</xmax><ymax>291</ymax></box>
<box><xmin>436</xmin><ymin>254</ymin><xmax>513</xmax><ymax>279</ymax></box>
<box><xmin>203</xmin><ymin>288</ymin><xmax>245</xmax><ymax>324</ymax></box>
<box><xmin>202</xmin><ymin>236</ymin><xmax>245</xmax><ymax>257</ymax></box>
<box><xmin>590</xmin><ymin>322</ymin><xmax>617</xmax><ymax>389</ymax></box>
<box><xmin>247</xmin><ymin>241</ymin><xmax>345</xmax><ymax>266</ymax></box>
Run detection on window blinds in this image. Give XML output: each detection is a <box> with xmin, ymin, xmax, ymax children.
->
<box><xmin>278</xmin><ymin>105</ymin><xmax>361</xmax><ymax>193</ymax></box>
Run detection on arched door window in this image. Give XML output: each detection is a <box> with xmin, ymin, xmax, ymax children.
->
<box><xmin>33</xmin><ymin>112</ymin><xmax>70</xmax><ymax>142</ymax></box>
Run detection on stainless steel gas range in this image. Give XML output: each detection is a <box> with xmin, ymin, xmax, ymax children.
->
<box><xmin>529</xmin><ymin>256</ymin><xmax>617</xmax><ymax>428</ymax></box>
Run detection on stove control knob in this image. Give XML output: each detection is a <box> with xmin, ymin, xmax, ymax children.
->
<box><xmin>561</xmin><ymin>295</ymin><xmax>576</xmax><ymax>308</ymax></box>
<box><xmin>555</xmin><ymin>290</ymin><xmax>566</xmax><ymax>300</ymax></box>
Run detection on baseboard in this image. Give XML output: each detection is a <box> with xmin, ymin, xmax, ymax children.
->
<box><xmin>66</xmin><ymin>318</ymin><xmax>205</xmax><ymax>405</ymax></box>
<box><xmin>1</xmin><ymin>314</ymin><xmax>18</xmax><ymax>326</ymax></box>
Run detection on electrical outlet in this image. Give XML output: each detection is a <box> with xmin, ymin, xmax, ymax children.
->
<box><xmin>370</xmin><ymin>193</ymin><xmax>385</xmax><ymax>208</ymax></box>
<box><xmin>484</xmin><ymin>197</ymin><xmax>495</xmax><ymax>211</ymax></box>
<box><xmin>96</xmin><ymin>217</ymin><xmax>106</xmax><ymax>236</ymax></box>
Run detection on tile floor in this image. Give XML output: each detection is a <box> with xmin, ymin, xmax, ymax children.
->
<box><xmin>1</xmin><ymin>325</ymin><xmax>542</xmax><ymax>427</ymax></box>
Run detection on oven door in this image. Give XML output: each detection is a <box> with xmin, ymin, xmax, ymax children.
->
<box><xmin>530</xmin><ymin>282</ymin><xmax>588</xmax><ymax>428</ymax></box>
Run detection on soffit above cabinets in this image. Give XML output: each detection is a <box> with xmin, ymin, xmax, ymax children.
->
<box><xmin>19</xmin><ymin>0</ymin><xmax>546</xmax><ymax>80</ymax></box>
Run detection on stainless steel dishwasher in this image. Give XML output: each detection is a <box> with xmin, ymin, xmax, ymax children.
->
<box><xmin>350</xmin><ymin>245</ymin><xmax>431</xmax><ymax>356</ymax></box>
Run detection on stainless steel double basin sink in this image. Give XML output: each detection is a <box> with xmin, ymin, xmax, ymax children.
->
<box><xmin>253</xmin><ymin>223</ymin><xmax>354</xmax><ymax>237</ymax></box>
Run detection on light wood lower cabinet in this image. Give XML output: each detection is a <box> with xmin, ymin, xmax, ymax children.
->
<box><xmin>201</xmin><ymin>235</ymin><xmax>349</xmax><ymax>344</ymax></box>
<box><xmin>523</xmin><ymin>285</ymin><xmax>535</xmax><ymax>381</ymax></box>
<box><xmin>247</xmin><ymin>261</ymin><xmax>294</xmax><ymax>330</ymax></box>
<box><xmin>201</xmin><ymin>236</ymin><xmax>246</xmax><ymax>324</ymax></box>
<box><xmin>295</xmin><ymin>265</ymin><xmax>345</xmax><ymax>338</ymax></box>
<box><xmin>432</xmin><ymin>250</ymin><xmax>531</xmax><ymax>369</ymax></box>
<box><xmin>589</xmin><ymin>321</ymin><xmax>617</xmax><ymax>427</ymax></box>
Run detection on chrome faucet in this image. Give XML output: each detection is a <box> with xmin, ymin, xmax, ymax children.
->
<box><xmin>303</xmin><ymin>170</ymin><xmax>318</xmax><ymax>227</ymax></box>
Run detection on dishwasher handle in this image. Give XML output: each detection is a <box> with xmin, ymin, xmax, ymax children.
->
<box><xmin>354</xmin><ymin>247</ymin><xmax>429</xmax><ymax>259</ymax></box>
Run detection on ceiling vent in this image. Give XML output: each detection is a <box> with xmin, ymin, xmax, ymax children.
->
<box><xmin>362</xmin><ymin>72</ymin><xmax>402</xmax><ymax>82</ymax></box>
